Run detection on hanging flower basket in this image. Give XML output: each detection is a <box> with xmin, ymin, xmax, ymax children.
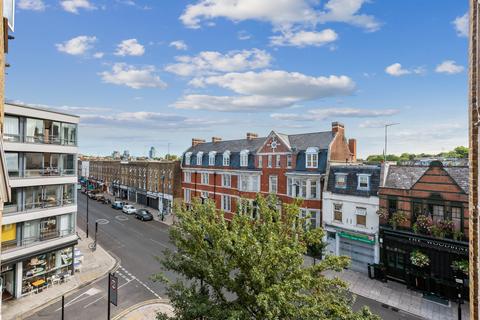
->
<box><xmin>410</xmin><ymin>250</ymin><xmax>430</xmax><ymax>268</ymax></box>
<box><xmin>389</xmin><ymin>211</ymin><xmax>407</xmax><ymax>230</ymax></box>
<box><xmin>451</xmin><ymin>260</ymin><xmax>468</xmax><ymax>276</ymax></box>
<box><xmin>413</xmin><ymin>215</ymin><xmax>433</xmax><ymax>235</ymax></box>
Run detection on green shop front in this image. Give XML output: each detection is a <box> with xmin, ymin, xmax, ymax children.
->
<box><xmin>379</xmin><ymin>227</ymin><xmax>468</xmax><ymax>300</ymax></box>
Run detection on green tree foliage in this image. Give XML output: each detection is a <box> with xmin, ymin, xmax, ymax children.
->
<box><xmin>366</xmin><ymin>146</ymin><xmax>469</xmax><ymax>163</ymax></box>
<box><xmin>154</xmin><ymin>195</ymin><xmax>380</xmax><ymax>320</ymax></box>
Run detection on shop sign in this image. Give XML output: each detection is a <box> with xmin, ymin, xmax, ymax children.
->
<box><xmin>338</xmin><ymin>231</ymin><xmax>375</xmax><ymax>245</ymax></box>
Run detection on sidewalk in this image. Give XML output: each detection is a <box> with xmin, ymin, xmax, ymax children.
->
<box><xmin>324</xmin><ymin>268</ymin><xmax>469</xmax><ymax>320</ymax></box>
<box><xmin>2</xmin><ymin>228</ymin><xmax>117</xmax><ymax>320</ymax></box>
<box><xmin>104</xmin><ymin>193</ymin><xmax>176</xmax><ymax>226</ymax></box>
<box><xmin>113</xmin><ymin>299</ymin><xmax>173</xmax><ymax>320</ymax></box>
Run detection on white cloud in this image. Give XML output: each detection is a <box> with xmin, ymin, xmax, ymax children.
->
<box><xmin>165</xmin><ymin>49</ymin><xmax>272</xmax><ymax>77</ymax></box>
<box><xmin>99</xmin><ymin>63</ymin><xmax>167</xmax><ymax>89</ymax></box>
<box><xmin>238</xmin><ymin>30</ymin><xmax>251</xmax><ymax>40</ymax></box>
<box><xmin>190</xmin><ymin>70</ymin><xmax>355</xmax><ymax>100</ymax></box>
<box><xmin>385</xmin><ymin>63</ymin><xmax>424</xmax><ymax>77</ymax></box>
<box><xmin>18</xmin><ymin>0</ymin><xmax>45</xmax><ymax>11</ymax></box>
<box><xmin>114</xmin><ymin>39</ymin><xmax>145</xmax><ymax>56</ymax></box>
<box><xmin>169</xmin><ymin>40</ymin><xmax>188</xmax><ymax>50</ymax></box>
<box><xmin>270</xmin><ymin>29</ymin><xmax>338</xmax><ymax>47</ymax></box>
<box><xmin>453</xmin><ymin>13</ymin><xmax>468</xmax><ymax>37</ymax></box>
<box><xmin>55</xmin><ymin>35</ymin><xmax>97</xmax><ymax>56</ymax></box>
<box><xmin>93</xmin><ymin>52</ymin><xmax>104</xmax><ymax>59</ymax></box>
<box><xmin>435</xmin><ymin>60</ymin><xmax>464</xmax><ymax>74</ymax></box>
<box><xmin>359</xmin><ymin>119</ymin><xmax>392</xmax><ymax>128</ymax></box>
<box><xmin>60</xmin><ymin>0</ymin><xmax>96</xmax><ymax>14</ymax></box>
<box><xmin>180</xmin><ymin>0</ymin><xmax>379</xmax><ymax>31</ymax></box>
<box><xmin>271</xmin><ymin>108</ymin><xmax>399</xmax><ymax>121</ymax></box>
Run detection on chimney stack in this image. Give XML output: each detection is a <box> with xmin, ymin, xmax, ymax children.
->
<box><xmin>192</xmin><ymin>138</ymin><xmax>205</xmax><ymax>147</ymax></box>
<box><xmin>348</xmin><ymin>139</ymin><xmax>357</xmax><ymax>162</ymax></box>
<box><xmin>246</xmin><ymin>132</ymin><xmax>258</xmax><ymax>140</ymax></box>
<box><xmin>332</xmin><ymin>122</ymin><xmax>345</xmax><ymax>136</ymax></box>
<box><xmin>212</xmin><ymin>137</ymin><xmax>222</xmax><ymax>143</ymax></box>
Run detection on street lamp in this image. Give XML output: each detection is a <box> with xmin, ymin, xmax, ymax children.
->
<box><xmin>161</xmin><ymin>174</ymin><xmax>165</xmax><ymax>221</ymax></box>
<box><xmin>383</xmin><ymin>123</ymin><xmax>400</xmax><ymax>162</ymax></box>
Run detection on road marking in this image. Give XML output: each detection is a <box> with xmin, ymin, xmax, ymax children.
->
<box><xmin>96</xmin><ymin>219</ymin><xmax>109</xmax><ymax>225</ymax></box>
<box><xmin>56</xmin><ymin>288</ymin><xmax>101</xmax><ymax>311</ymax></box>
<box><xmin>83</xmin><ymin>278</ymin><xmax>133</xmax><ymax>309</ymax></box>
<box><xmin>115</xmin><ymin>215</ymin><xmax>129</xmax><ymax>221</ymax></box>
<box><xmin>150</xmin><ymin>238</ymin><xmax>170</xmax><ymax>249</ymax></box>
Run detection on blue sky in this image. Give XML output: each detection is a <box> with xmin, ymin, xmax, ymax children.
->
<box><xmin>6</xmin><ymin>0</ymin><xmax>468</xmax><ymax>158</ymax></box>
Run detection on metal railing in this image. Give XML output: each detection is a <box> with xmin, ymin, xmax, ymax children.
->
<box><xmin>3</xmin><ymin>228</ymin><xmax>75</xmax><ymax>252</ymax></box>
<box><xmin>10</xmin><ymin>168</ymin><xmax>77</xmax><ymax>178</ymax></box>
<box><xmin>24</xmin><ymin>135</ymin><xmax>77</xmax><ymax>146</ymax></box>
<box><xmin>4</xmin><ymin>199</ymin><xmax>76</xmax><ymax>215</ymax></box>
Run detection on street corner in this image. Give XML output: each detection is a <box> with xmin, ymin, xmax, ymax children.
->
<box><xmin>113</xmin><ymin>299</ymin><xmax>174</xmax><ymax>320</ymax></box>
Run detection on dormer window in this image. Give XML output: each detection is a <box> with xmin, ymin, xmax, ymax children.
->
<box><xmin>240</xmin><ymin>150</ymin><xmax>249</xmax><ymax>167</ymax></box>
<box><xmin>357</xmin><ymin>174</ymin><xmax>370</xmax><ymax>190</ymax></box>
<box><xmin>196</xmin><ymin>152</ymin><xmax>204</xmax><ymax>166</ymax></box>
<box><xmin>185</xmin><ymin>152</ymin><xmax>192</xmax><ymax>165</ymax></box>
<box><xmin>223</xmin><ymin>151</ymin><xmax>231</xmax><ymax>166</ymax></box>
<box><xmin>335</xmin><ymin>173</ymin><xmax>347</xmax><ymax>189</ymax></box>
<box><xmin>208</xmin><ymin>151</ymin><xmax>217</xmax><ymax>166</ymax></box>
<box><xmin>306</xmin><ymin>147</ymin><xmax>319</xmax><ymax>168</ymax></box>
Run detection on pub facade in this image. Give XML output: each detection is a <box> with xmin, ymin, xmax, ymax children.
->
<box><xmin>378</xmin><ymin>161</ymin><xmax>469</xmax><ymax>301</ymax></box>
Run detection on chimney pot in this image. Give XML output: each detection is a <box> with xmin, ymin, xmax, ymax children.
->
<box><xmin>192</xmin><ymin>138</ymin><xmax>206</xmax><ymax>147</ymax></box>
<box><xmin>246</xmin><ymin>132</ymin><xmax>258</xmax><ymax>140</ymax></box>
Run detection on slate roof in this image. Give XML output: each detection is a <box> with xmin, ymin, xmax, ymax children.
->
<box><xmin>326</xmin><ymin>164</ymin><xmax>381</xmax><ymax>197</ymax></box>
<box><xmin>383</xmin><ymin>165</ymin><xmax>469</xmax><ymax>194</ymax></box>
<box><xmin>184</xmin><ymin>131</ymin><xmax>334</xmax><ymax>154</ymax></box>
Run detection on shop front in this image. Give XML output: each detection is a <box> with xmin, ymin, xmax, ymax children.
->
<box><xmin>325</xmin><ymin>224</ymin><xmax>378</xmax><ymax>273</ymax></box>
<box><xmin>146</xmin><ymin>192</ymin><xmax>160</xmax><ymax>211</ymax></box>
<box><xmin>1</xmin><ymin>264</ymin><xmax>16</xmax><ymax>301</ymax></box>
<box><xmin>380</xmin><ymin>228</ymin><xmax>469</xmax><ymax>300</ymax></box>
<box><xmin>128</xmin><ymin>187</ymin><xmax>136</xmax><ymax>202</ymax></box>
<box><xmin>136</xmin><ymin>189</ymin><xmax>147</xmax><ymax>206</ymax></box>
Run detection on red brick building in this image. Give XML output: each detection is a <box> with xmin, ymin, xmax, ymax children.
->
<box><xmin>378</xmin><ymin>161</ymin><xmax>469</xmax><ymax>301</ymax></box>
<box><xmin>181</xmin><ymin>122</ymin><xmax>356</xmax><ymax>226</ymax></box>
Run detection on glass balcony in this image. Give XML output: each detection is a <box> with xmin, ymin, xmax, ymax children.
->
<box><xmin>3</xmin><ymin>228</ymin><xmax>75</xmax><ymax>253</ymax></box>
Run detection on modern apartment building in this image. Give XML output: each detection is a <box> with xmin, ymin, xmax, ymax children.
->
<box><xmin>1</xmin><ymin>102</ymin><xmax>78</xmax><ymax>301</ymax></box>
<box><xmin>86</xmin><ymin>159</ymin><xmax>181</xmax><ymax>214</ymax></box>
<box><xmin>181</xmin><ymin>122</ymin><xmax>356</xmax><ymax>225</ymax></box>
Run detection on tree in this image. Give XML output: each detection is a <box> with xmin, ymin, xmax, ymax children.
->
<box><xmin>453</xmin><ymin>146</ymin><xmax>469</xmax><ymax>158</ymax></box>
<box><xmin>154</xmin><ymin>195</ymin><xmax>380</xmax><ymax>320</ymax></box>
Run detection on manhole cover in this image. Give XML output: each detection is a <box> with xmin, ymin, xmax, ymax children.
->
<box><xmin>96</xmin><ymin>219</ymin><xmax>109</xmax><ymax>225</ymax></box>
<box><xmin>115</xmin><ymin>215</ymin><xmax>129</xmax><ymax>221</ymax></box>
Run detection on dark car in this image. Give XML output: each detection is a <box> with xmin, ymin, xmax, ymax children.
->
<box><xmin>135</xmin><ymin>209</ymin><xmax>153</xmax><ymax>221</ymax></box>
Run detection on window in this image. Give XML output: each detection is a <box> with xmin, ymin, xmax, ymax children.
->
<box><xmin>451</xmin><ymin>207</ymin><xmax>462</xmax><ymax>232</ymax></box>
<box><xmin>184</xmin><ymin>172</ymin><xmax>191</xmax><ymax>183</ymax></box>
<box><xmin>4</xmin><ymin>116</ymin><xmax>19</xmax><ymax>142</ymax></box>
<box><xmin>356</xmin><ymin>207</ymin><xmax>367</xmax><ymax>227</ymax></box>
<box><xmin>25</xmin><ymin>153</ymin><xmax>43</xmax><ymax>177</ymax></box>
<box><xmin>268</xmin><ymin>155</ymin><xmax>272</xmax><ymax>168</ymax></box>
<box><xmin>258</xmin><ymin>156</ymin><xmax>263</xmax><ymax>168</ymax></box>
<box><xmin>287</xmin><ymin>154</ymin><xmax>292</xmax><ymax>168</ymax></box>
<box><xmin>301</xmin><ymin>209</ymin><xmax>317</xmax><ymax>230</ymax></box>
<box><xmin>221</xmin><ymin>195</ymin><xmax>231</xmax><ymax>212</ymax></box>
<box><xmin>287</xmin><ymin>177</ymin><xmax>293</xmax><ymax>197</ymax></box>
<box><xmin>335</xmin><ymin>174</ymin><xmax>347</xmax><ymax>188</ymax></box>
<box><xmin>333</xmin><ymin>203</ymin><xmax>343</xmax><ymax>222</ymax></box>
<box><xmin>208</xmin><ymin>152</ymin><xmax>216</xmax><ymax>166</ymax></box>
<box><xmin>358</xmin><ymin>174</ymin><xmax>370</xmax><ymax>190</ymax></box>
<box><xmin>26</xmin><ymin>118</ymin><xmax>45</xmax><ymax>143</ymax></box>
<box><xmin>185</xmin><ymin>152</ymin><xmax>192</xmax><ymax>165</ymax></box>
<box><xmin>201</xmin><ymin>191</ymin><xmax>209</xmax><ymax>199</ymax></box>
<box><xmin>299</xmin><ymin>180</ymin><xmax>307</xmax><ymax>198</ymax></box>
<box><xmin>269</xmin><ymin>175</ymin><xmax>278</xmax><ymax>194</ymax></box>
<box><xmin>222</xmin><ymin>174</ymin><xmax>231</xmax><ymax>187</ymax></box>
<box><xmin>432</xmin><ymin>205</ymin><xmax>444</xmax><ymax>223</ymax></box>
<box><xmin>5</xmin><ymin>152</ymin><xmax>19</xmax><ymax>177</ymax></box>
<box><xmin>310</xmin><ymin>180</ymin><xmax>318</xmax><ymax>199</ymax></box>
<box><xmin>239</xmin><ymin>175</ymin><xmax>260</xmax><ymax>192</ymax></box>
<box><xmin>276</xmin><ymin>155</ymin><xmax>281</xmax><ymax>168</ymax></box>
<box><xmin>184</xmin><ymin>189</ymin><xmax>191</xmax><ymax>203</ymax></box>
<box><xmin>240</xmin><ymin>150</ymin><xmax>249</xmax><ymax>167</ymax></box>
<box><xmin>196</xmin><ymin>152</ymin><xmax>204</xmax><ymax>166</ymax></box>
<box><xmin>223</xmin><ymin>151</ymin><xmax>230</xmax><ymax>166</ymax></box>
<box><xmin>306</xmin><ymin>147</ymin><xmax>318</xmax><ymax>168</ymax></box>
<box><xmin>62</xmin><ymin>123</ymin><xmax>77</xmax><ymax>145</ymax></box>
<box><xmin>201</xmin><ymin>173</ymin><xmax>209</xmax><ymax>185</ymax></box>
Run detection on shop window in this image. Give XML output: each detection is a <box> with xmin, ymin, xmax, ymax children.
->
<box><xmin>334</xmin><ymin>203</ymin><xmax>343</xmax><ymax>222</ymax></box>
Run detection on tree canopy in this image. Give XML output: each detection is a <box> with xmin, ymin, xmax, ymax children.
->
<box><xmin>365</xmin><ymin>146</ymin><xmax>469</xmax><ymax>163</ymax></box>
<box><xmin>154</xmin><ymin>195</ymin><xmax>379</xmax><ymax>320</ymax></box>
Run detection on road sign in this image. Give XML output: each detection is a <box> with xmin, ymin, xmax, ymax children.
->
<box><xmin>3</xmin><ymin>0</ymin><xmax>14</xmax><ymax>31</ymax></box>
<box><xmin>109</xmin><ymin>273</ymin><xmax>118</xmax><ymax>306</ymax></box>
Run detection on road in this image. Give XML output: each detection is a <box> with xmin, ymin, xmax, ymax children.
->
<box><xmin>27</xmin><ymin>192</ymin><xmax>422</xmax><ymax>319</ymax></box>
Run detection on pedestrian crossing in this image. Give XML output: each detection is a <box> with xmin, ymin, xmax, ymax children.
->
<box><xmin>117</xmin><ymin>265</ymin><xmax>161</xmax><ymax>299</ymax></box>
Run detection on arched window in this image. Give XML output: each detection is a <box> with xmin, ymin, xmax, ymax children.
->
<box><xmin>306</xmin><ymin>147</ymin><xmax>319</xmax><ymax>168</ymax></box>
<box><xmin>184</xmin><ymin>152</ymin><xmax>192</xmax><ymax>165</ymax></box>
<box><xmin>208</xmin><ymin>151</ymin><xmax>217</xmax><ymax>166</ymax></box>
<box><xmin>223</xmin><ymin>151</ymin><xmax>231</xmax><ymax>166</ymax></box>
<box><xmin>240</xmin><ymin>150</ymin><xmax>249</xmax><ymax>167</ymax></box>
<box><xmin>196</xmin><ymin>152</ymin><xmax>204</xmax><ymax>165</ymax></box>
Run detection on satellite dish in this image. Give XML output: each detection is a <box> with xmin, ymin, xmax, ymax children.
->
<box><xmin>4</xmin><ymin>0</ymin><xmax>15</xmax><ymax>32</ymax></box>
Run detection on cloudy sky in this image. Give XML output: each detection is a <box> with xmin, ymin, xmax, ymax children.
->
<box><xmin>7</xmin><ymin>0</ymin><xmax>468</xmax><ymax>158</ymax></box>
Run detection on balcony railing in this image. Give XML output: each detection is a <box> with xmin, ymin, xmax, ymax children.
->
<box><xmin>2</xmin><ymin>228</ymin><xmax>75</xmax><ymax>252</ymax></box>
<box><xmin>4</xmin><ymin>199</ymin><xmax>76</xmax><ymax>215</ymax></box>
<box><xmin>10</xmin><ymin>168</ymin><xmax>76</xmax><ymax>178</ymax></box>
<box><xmin>3</xmin><ymin>134</ymin><xmax>77</xmax><ymax>146</ymax></box>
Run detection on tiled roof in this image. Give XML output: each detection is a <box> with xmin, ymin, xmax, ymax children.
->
<box><xmin>444</xmin><ymin>167</ymin><xmax>469</xmax><ymax>193</ymax></box>
<box><xmin>184</xmin><ymin>131</ymin><xmax>334</xmax><ymax>154</ymax></box>
<box><xmin>326</xmin><ymin>164</ymin><xmax>381</xmax><ymax>197</ymax></box>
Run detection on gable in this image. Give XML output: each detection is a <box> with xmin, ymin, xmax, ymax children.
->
<box><xmin>411</xmin><ymin>166</ymin><xmax>465</xmax><ymax>194</ymax></box>
<box><xmin>257</xmin><ymin>132</ymin><xmax>291</xmax><ymax>153</ymax></box>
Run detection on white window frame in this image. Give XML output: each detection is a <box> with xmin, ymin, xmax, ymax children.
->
<box><xmin>268</xmin><ymin>155</ymin><xmax>272</xmax><ymax>168</ymax></box>
<box><xmin>201</xmin><ymin>172</ymin><xmax>209</xmax><ymax>185</ymax></box>
<box><xmin>196</xmin><ymin>152</ymin><xmax>204</xmax><ymax>166</ymax></box>
<box><xmin>258</xmin><ymin>155</ymin><xmax>263</xmax><ymax>168</ymax></box>
<box><xmin>240</xmin><ymin>150</ymin><xmax>249</xmax><ymax>167</ymax></box>
<box><xmin>208</xmin><ymin>151</ymin><xmax>216</xmax><ymax>166</ymax></box>
<box><xmin>335</xmin><ymin>173</ymin><xmax>347</xmax><ymax>189</ymax></box>
<box><xmin>286</xmin><ymin>154</ymin><xmax>292</xmax><ymax>168</ymax></box>
<box><xmin>184</xmin><ymin>189</ymin><xmax>191</xmax><ymax>203</ymax></box>
<box><xmin>333</xmin><ymin>202</ymin><xmax>343</xmax><ymax>222</ymax></box>
<box><xmin>276</xmin><ymin>155</ymin><xmax>281</xmax><ymax>168</ymax></box>
<box><xmin>305</xmin><ymin>147</ymin><xmax>319</xmax><ymax>168</ymax></box>
<box><xmin>269</xmin><ymin>175</ymin><xmax>278</xmax><ymax>194</ymax></box>
<box><xmin>201</xmin><ymin>191</ymin><xmax>209</xmax><ymax>199</ymax></box>
<box><xmin>222</xmin><ymin>174</ymin><xmax>231</xmax><ymax>187</ymax></box>
<box><xmin>185</xmin><ymin>152</ymin><xmax>192</xmax><ymax>165</ymax></box>
<box><xmin>223</xmin><ymin>151</ymin><xmax>231</xmax><ymax>166</ymax></box>
<box><xmin>357</xmin><ymin>174</ymin><xmax>370</xmax><ymax>190</ymax></box>
<box><xmin>355</xmin><ymin>207</ymin><xmax>367</xmax><ymax>227</ymax></box>
<box><xmin>184</xmin><ymin>172</ymin><xmax>191</xmax><ymax>183</ymax></box>
<box><xmin>239</xmin><ymin>174</ymin><xmax>260</xmax><ymax>192</ymax></box>
<box><xmin>221</xmin><ymin>195</ymin><xmax>231</xmax><ymax>212</ymax></box>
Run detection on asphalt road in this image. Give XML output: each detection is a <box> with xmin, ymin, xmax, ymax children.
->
<box><xmin>27</xmin><ymin>192</ymin><xmax>423</xmax><ymax>320</ymax></box>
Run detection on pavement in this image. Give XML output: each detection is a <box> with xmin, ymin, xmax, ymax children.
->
<box><xmin>324</xmin><ymin>268</ymin><xmax>470</xmax><ymax>320</ymax></box>
<box><xmin>112</xmin><ymin>299</ymin><xmax>173</xmax><ymax>320</ymax></box>
<box><xmin>2</xmin><ymin>228</ymin><xmax>117</xmax><ymax>320</ymax></box>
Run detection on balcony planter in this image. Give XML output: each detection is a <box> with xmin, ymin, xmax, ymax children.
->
<box><xmin>389</xmin><ymin>211</ymin><xmax>408</xmax><ymax>230</ymax></box>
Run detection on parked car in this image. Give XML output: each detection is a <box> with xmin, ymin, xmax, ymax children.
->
<box><xmin>96</xmin><ymin>195</ymin><xmax>106</xmax><ymax>202</ymax></box>
<box><xmin>112</xmin><ymin>201</ymin><xmax>125</xmax><ymax>210</ymax></box>
<box><xmin>135</xmin><ymin>209</ymin><xmax>153</xmax><ymax>221</ymax></box>
<box><xmin>102</xmin><ymin>198</ymin><xmax>111</xmax><ymax>205</ymax></box>
<box><xmin>122</xmin><ymin>204</ymin><xmax>136</xmax><ymax>215</ymax></box>
<box><xmin>88</xmin><ymin>192</ymin><xmax>97</xmax><ymax>199</ymax></box>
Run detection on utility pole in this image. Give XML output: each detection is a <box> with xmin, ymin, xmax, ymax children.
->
<box><xmin>383</xmin><ymin>123</ymin><xmax>399</xmax><ymax>162</ymax></box>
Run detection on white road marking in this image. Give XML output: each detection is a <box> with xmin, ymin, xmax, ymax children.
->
<box><xmin>96</xmin><ymin>219</ymin><xmax>109</xmax><ymax>225</ymax></box>
<box><xmin>56</xmin><ymin>288</ymin><xmax>101</xmax><ymax>311</ymax></box>
<box><xmin>83</xmin><ymin>278</ymin><xmax>134</xmax><ymax>309</ymax></box>
<box><xmin>115</xmin><ymin>215</ymin><xmax>129</xmax><ymax>221</ymax></box>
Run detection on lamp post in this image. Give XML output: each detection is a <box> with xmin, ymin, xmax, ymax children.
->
<box><xmin>161</xmin><ymin>174</ymin><xmax>165</xmax><ymax>221</ymax></box>
<box><xmin>383</xmin><ymin>123</ymin><xmax>400</xmax><ymax>162</ymax></box>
